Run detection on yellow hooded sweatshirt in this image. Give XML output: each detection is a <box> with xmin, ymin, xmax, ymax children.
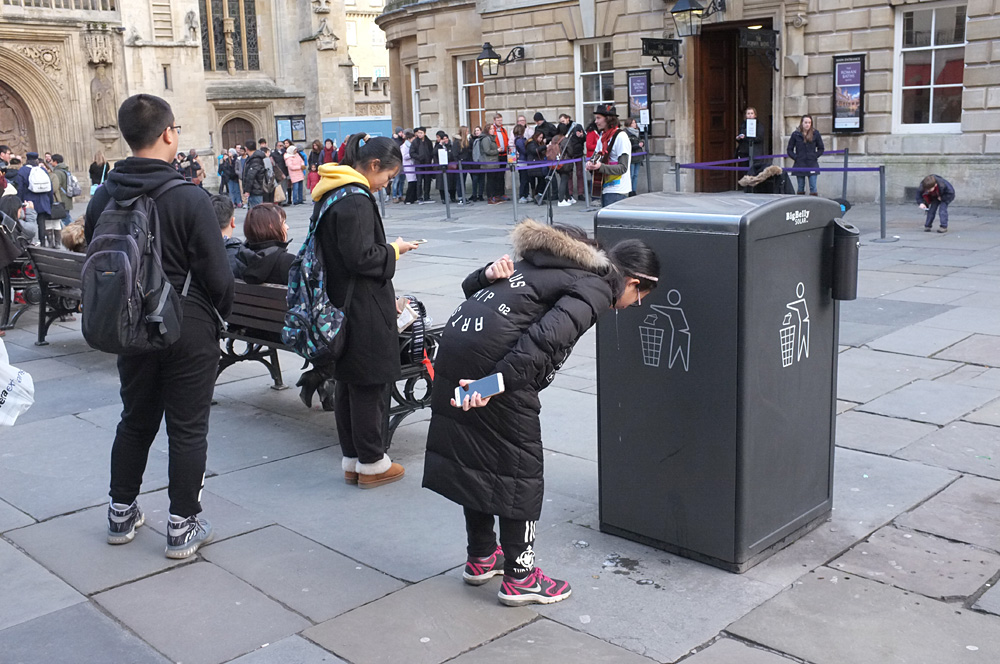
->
<box><xmin>310</xmin><ymin>163</ymin><xmax>399</xmax><ymax>259</ymax></box>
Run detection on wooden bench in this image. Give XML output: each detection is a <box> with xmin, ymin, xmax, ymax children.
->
<box><xmin>25</xmin><ymin>246</ymin><xmax>85</xmax><ymax>346</ymax></box>
<box><xmin>218</xmin><ymin>280</ymin><xmax>442</xmax><ymax>440</ymax></box>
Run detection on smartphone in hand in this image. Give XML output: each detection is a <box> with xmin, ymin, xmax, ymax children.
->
<box><xmin>454</xmin><ymin>373</ymin><xmax>505</xmax><ymax>405</ymax></box>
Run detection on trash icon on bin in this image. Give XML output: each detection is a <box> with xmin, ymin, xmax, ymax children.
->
<box><xmin>780</xmin><ymin>282</ymin><xmax>810</xmax><ymax>368</ymax></box>
<box><xmin>639</xmin><ymin>290</ymin><xmax>690</xmax><ymax>371</ymax></box>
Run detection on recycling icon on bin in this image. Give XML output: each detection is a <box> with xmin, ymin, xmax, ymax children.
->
<box><xmin>780</xmin><ymin>282</ymin><xmax>810</xmax><ymax>368</ymax></box>
<box><xmin>639</xmin><ymin>289</ymin><xmax>690</xmax><ymax>371</ymax></box>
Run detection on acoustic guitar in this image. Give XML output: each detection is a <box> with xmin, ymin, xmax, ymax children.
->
<box><xmin>589</xmin><ymin>128</ymin><xmax>623</xmax><ymax>199</ymax></box>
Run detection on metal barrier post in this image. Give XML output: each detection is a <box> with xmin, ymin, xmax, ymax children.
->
<box><xmin>871</xmin><ymin>164</ymin><xmax>898</xmax><ymax>243</ymax></box>
<box><xmin>645</xmin><ymin>152</ymin><xmax>652</xmax><ymax>193</ymax></box>
<box><xmin>582</xmin><ymin>157</ymin><xmax>592</xmax><ymax>208</ymax></box>
<box><xmin>675</xmin><ymin>164</ymin><xmax>681</xmax><ymax>192</ymax></box>
<box><xmin>511</xmin><ymin>163</ymin><xmax>519</xmax><ymax>222</ymax></box>
<box><xmin>378</xmin><ymin>188</ymin><xmax>387</xmax><ymax>218</ymax></box>
<box><xmin>442</xmin><ymin>165</ymin><xmax>452</xmax><ymax>220</ymax></box>
<box><xmin>458</xmin><ymin>161</ymin><xmax>468</xmax><ymax>205</ymax></box>
<box><xmin>842</xmin><ymin>147</ymin><xmax>849</xmax><ymax>201</ymax></box>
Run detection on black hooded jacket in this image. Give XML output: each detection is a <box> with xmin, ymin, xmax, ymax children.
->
<box><xmin>242</xmin><ymin>150</ymin><xmax>268</xmax><ymax>196</ymax></box>
<box><xmin>242</xmin><ymin>239</ymin><xmax>295</xmax><ymax>285</ymax></box>
<box><xmin>422</xmin><ymin>220</ymin><xmax>614</xmax><ymax>521</ymax></box>
<box><xmin>84</xmin><ymin>157</ymin><xmax>234</xmax><ymax>326</ymax></box>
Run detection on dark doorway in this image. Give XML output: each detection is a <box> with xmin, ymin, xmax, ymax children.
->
<box><xmin>694</xmin><ymin>22</ymin><xmax>774</xmax><ymax>192</ymax></box>
<box><xmin>221</xmin><ymin>117</ymin><xmax>254</xmax><ymax>151</ymax></box>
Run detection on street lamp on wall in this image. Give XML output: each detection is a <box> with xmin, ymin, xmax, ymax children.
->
<box><xmin>476</xmin><ymin>42</ymin><xmax>525</xmax><ymax>77</ymax></box>
<box><xmin>669</xmin><ymin>0</ymin><xmax>726</xmax><ymax>38</ymax></box>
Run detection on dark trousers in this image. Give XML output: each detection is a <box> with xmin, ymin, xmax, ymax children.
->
<box><xmin>486</xmin><ymin>161</ymin><xmax>505</xmax><ymax>198</ymax></box>
<box><xmin>334</xmin><ymin>381</ymin><xmax>390</xmax><ymax>464</ymax></box>
<box><xmin>420</xmin><ymin>174</ymin><xmax>433</xmax><ymax>201</ymax></box>
<box><xmin>471</xmin><ymin>172</ymin><xmax>485</xmax><ymax>199</ymax></box>
<box><xmin>464</xmin><ymin>507</ymin><xmax>534</xmax><ymax>577</ymax></box>
<box><xmin>925</xmin><ymin>200</ymin><xmax>950</xmax><ymax>228</ymax></box>
<box><xmin>405</xmin><ymin>180</ymin><xmax>418</xmax><ymax>203</ymax></box>
<box><xmin>109</xmin><ymin>316</ymin><xmax>220</xmax><ymax>518</ymax></box>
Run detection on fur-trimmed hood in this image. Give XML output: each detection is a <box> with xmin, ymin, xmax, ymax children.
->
<box><xmin>511</xmin><ymin>218</ymin><xmax>610</xmax><ymax>273</ymax></box>
<box><xmin>737</xmin><ymin>164</ymin><xmax>784</xmax><ymax>187</ymax></box>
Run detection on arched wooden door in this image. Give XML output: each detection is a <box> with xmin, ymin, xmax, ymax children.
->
<box><xmin>221</xmin><ymin>117</ymin><xmax>254</xmax><ymax>150</ymax></box>
<box><xmin>0</xmin><ymin>81</ymin><xmax>37</xmax><ymax>158</ymax></box>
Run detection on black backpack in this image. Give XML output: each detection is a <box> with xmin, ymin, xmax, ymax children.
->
<box><xmin>81</xmin><ymin>179</ymin><xmax>193</xmax><ymax>355</ymax></box>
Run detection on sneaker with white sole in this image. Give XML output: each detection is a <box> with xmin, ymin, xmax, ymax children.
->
<box><xmin>165</xmin><ymin>515</ymin><xmax>214</xmax><ymax>559</ymax></box>
<box><xmin>498</xmin><ymin>567</ymin><xmax>572</xmax><ymax>606</ymax></box>
<box><xmin>463</xmin><ymin>545</ymin><xmax>505</xmax><ymax>585</ymax></box>
<box><xmin>557</xmin><ymin>199</ymin><xmax>572</xmax><ymax>207</ymax></box>
<box><xmin>107</xmin><ymin>501</ymin><xmax>144</xmax><ymax>544</ymax></box>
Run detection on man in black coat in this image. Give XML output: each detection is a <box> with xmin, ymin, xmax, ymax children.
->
<box><xmin>85</xmin><ymin>94</ymin><xmax>234</xmax><ymax>559</ymax></box>
<box><xmin>532</xmin><ymin>113</ymin><xmax>558</xmax><ymax>141</ymax></box>
<box><xmin>242</xmin><ymin>148</ymin><xmax>267</xmax><ymax>206</ymax></box>
<box><xmin>410</xmin><ymin>127</ymin><xmax>435</xmax><ymax>203</ymax></box>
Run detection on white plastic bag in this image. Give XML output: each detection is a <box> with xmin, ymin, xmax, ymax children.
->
<box><xmin>0</xmin><ymin>338</ymin><xmax>34</xmax><ymax>426</ymax></box>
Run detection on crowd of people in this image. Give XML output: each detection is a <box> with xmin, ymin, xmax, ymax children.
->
<box><xmin>390</xmin><ymin>107</ymin><xmax>646</xmax><ymax>208</ymax></box>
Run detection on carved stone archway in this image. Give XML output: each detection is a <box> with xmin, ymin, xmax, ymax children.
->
<box><xmin>0</xmin><ymin>46</ymin><xmax>75</xmax><ymax>162</ymax></box>
<box><xmin>0</xmin><ymin>81</ymin><xmax>37</xmax><ymax>158</ymax></box>
<box><xmin>216</xmin><ymin>109</ymin><xmax>265</xmax><ymax>152</ymax></box>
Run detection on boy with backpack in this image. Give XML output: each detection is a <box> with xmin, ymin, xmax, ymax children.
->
<box><xmin>51</xmin><ymin>154</ymin><xmax>79</xmax><ymax>227</ymax></box>
<box><xmin>84</xmin><ymin>94</ymin><xmax>234</xmax><ymax>559</ymax></box>
<box><xmin>13</xmin><ymin>152</ymin><xmax>55</xmax><ymax>245</ymax></box>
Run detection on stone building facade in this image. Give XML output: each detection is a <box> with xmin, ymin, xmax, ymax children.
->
<box><xmin>377</xmin><ymin>0</ymin><xmax>1000</xmax><ymax>204</ymax></box>
<box><xmin>0</xmin><ymin>0</ymin><xmax>389</xmax><ymax>187</ymax></box>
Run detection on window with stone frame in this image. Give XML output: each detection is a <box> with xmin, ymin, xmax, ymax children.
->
<box><xmin>576</xmin><ymin>40</ymin><xmax>615</xmax><ymax>124</ymax></box>
<box><xmin>199</xmin><ymin>0</ymin><xmax>261</xmax><ymax>72</ymax></box>
<box><xmin>893</xmin><ymin>2</ymin><xmax>965</xmax><ymax>132</ymax></box>
<box><xmin>347</xmin><ymin>21</ymin><xmax>357</xmax><ymax>46</ymax></box>
<box><xmin>457</xmin><ymin>58</ymin><xmax>486</xmax><ymax>130</ymax></box>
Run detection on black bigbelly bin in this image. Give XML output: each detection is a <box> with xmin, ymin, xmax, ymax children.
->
<box><xmin>594</xmin><ymin>193</ymin><xmax>859</xmax><ymax>573</ymax></box>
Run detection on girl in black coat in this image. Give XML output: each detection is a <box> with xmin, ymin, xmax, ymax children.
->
<box><xmin>423</xmin><ymin>221</ymin><xmax>661</xmax><ymax>606</ymax></box>
<box><xmin>786</xmin><ymin>115</ymin><xmax>825</xmax><ymax>195</ymax></box>
<box><xmin>302</xmin><ymin>134</ymin><xmax>420</xmax><ymax>488</ymax></box>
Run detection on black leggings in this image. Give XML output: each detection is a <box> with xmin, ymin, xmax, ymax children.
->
<box><xmin>464</xmin><ymin>507</ymin><xmax>535</xmax><ymax>577</ymax></box>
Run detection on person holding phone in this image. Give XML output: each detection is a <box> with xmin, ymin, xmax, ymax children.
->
<box><xmin>301</xmin><ymin>133</ymin><xmax>418</xmax><ymax>488</ymax></box>
<box><xmin>422</xmin><ymin>220</ymin><xmax>660</xmax><ymax>606</ymax></box>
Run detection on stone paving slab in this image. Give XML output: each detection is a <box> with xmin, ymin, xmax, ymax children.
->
<box><xmin>448</xmin><ymin>618</ymin><xmax>656</xmax><ymax>663</ymax></box>
<box><xmin>8</xmin><ymin>356</ymin><xmax>86</xmax><ymax>383</ymax></box>
<box><xmin>950</xmin><ymin>291</ymin><xmax>1000</xmax><ymax>309</ymax></box>
<box><xmin>683</xmin><ymin>638</ymin><xmax>800</xmax><ymax>664</ymax></box>
<box><xmin>0</xmin><ymin>602</ymin><xmax>170</xmax><ymax>664</ymax></box>
<box><xmin>865</xmin><ymin>325</ymin><xmax>970</xmax><ymax>357</ymax></box>
<box><xmin>835</xmin><ymin>411</ymin><xmax>937</xmax><ymax>455</ymax></box>
<box><xmin>896</xmin><ymin>475</ymin><xmax>1000</xmax><ymax>552</ymax></box>
<box><xmin>958</xmin><ymin>368</ymin><xmax>1000</xmax><ymax>391</ymax></box>
<box><xmin>201</xmin><ymin>525</ymin><xmax>405</xmax><ymax>623</ymax></box>
<box><xmin>302</xmin><ymin>575</ymin><xmax>536</xmax><ymax>664</ymax></box>
<box><xmin>138</xmin><ymin>488</ymin><xmax>275</xmax><ymax>542</ymax></box>
<box><xmin>0</xmin><ymin>539</ymin><xmax>84</xmax><ymax>631</ymax></box>
<box><xmin>856</xmin><ymin>379</ymin><xmax>1000</xmax><ymax>425</ymax></box>
<box><xmin>839</xmin><ymin>297</ymin><xmax>953</xmax><ymax>330</ymax></box>
<box><xmin>934</xmin><ymin>333</ymin><xmax>1000</xmax><ymax>367</ymax></box>
<box><xmin>895</xmin><ymin>421</ymin><xmax>1000</xmax><ymax>479</ymax></box>
<box><xmin>832</xmin><ymin>525</ymin><xmax>1000</xmax><ymax>599</ymax></box>
<box><xmin>836</xmin><ymin>348</ymin><xmax>957</xmax><ymax>403</ymax></box>
<box><xmin>11</xmin><ymin>360</ymin><xmax>122</xmax><ymax>426</ymax></box>
<box><xmin>5</xmin><ymin>503</ymin><xmax>184</xmax><ymax>595</ymax></box>
<box><xmin>743</xmin><ymin>447</ymin><xmax>958</xmax><ymax>588</ymax></box>
<box><xmin>94</xmin><ymin>562</ymin><xmax>310</xmax><ymax>664</ymax></box>
<box><xmin>974</xmin><ymin>584</ymin><xmax>1000</xmax><ymax>617</ymax></box>
<box><xmin>921</xmin><ymin>273</ymin><xmax>1000</xmax><ymax>294</ymax></box>
<box><xmin>538</xmin><ymin>385</ymin><xmax>599</xmax><ymax>462</ymax></box>
<box><xmin>855</xmin><ymin>270</ymin><xmax>933</xmax><ymax>298</ymax></box>
<box><xmin>881</xmin><ymin>263</ymin><xmax>961</xmax><ymax>276</ymax></box>
<box><xmin>206</xmin><ymin>450</ymin><xmax>468</xmax><ymax>582</ymax></box>
<box><xmin>544</xmin><ymin>450</ymin><xmax>598</xmax><ymax>507</ymax></box>
<box><xmin>0</xmin><ymin>497</ymin><xmax>34</xmax><ymax>533</ymax></box>
<box><xmin>964</xmin><ymin>397</ymin><xmax>1000</xmax><ymax>426</ymax></box>
<box><xmin>512</xmin><ymin>522</ymin><xmax>782</xmax><ymax>664</ymax></box>
<box><xmin>838</xmin><ymin>321</ymin><xmax>894</xmax><ymax>347</ymax></box>
<box><xmin>883</xmin><ymin>286</ymin><xmax>975</xmax><ymax>305</ymax></box>
<box><xmin>0</xmin><ymin>414</ymin><xmax>168</xmax><ymax>520</ymax></box>
<box><xmin>920</xmin><ymin>305</ymin><xmax>1000</xmax><ymax>335</ymax></box>
<box><xmin>228</xmin><ymin>636</ymin><xmax>346</xmax><ymax>663</ymax></box>
<box><xmin>728</xmin><ymin>568</ymin><xmax>1000</xmax><ymax>664</ymax></box>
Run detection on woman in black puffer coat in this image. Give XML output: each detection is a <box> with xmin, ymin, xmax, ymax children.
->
<box><xmin>423</xmin><ymin>220</ymin><xmax>660</xmax><ymax>607</ymax></box>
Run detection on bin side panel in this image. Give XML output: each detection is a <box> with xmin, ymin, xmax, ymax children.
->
<box><xmin>737</xmin><ymin>226</ymin><xmax>835</xmax><ymax>558</ymax></box>
<box><xmin>597</xmin><ymin>227</ymin><xmax>739</xmax><ymax>562</ymax></box>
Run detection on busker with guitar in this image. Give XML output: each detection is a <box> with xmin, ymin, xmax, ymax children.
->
<box><xmin>585</xmin><ymin>104</ymin><xmax>632</xmax><ymax>207</ymax></box>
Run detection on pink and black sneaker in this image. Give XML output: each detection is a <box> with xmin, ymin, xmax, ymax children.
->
<box><xmin>498</xmin><ymin>567</ymin><xmax>572</xmax><ymax>606</ymax></box>
<box><xmin>463</xmin><ymin>545</ymin><xmax>505</xmax><ymax>585</ymax></box>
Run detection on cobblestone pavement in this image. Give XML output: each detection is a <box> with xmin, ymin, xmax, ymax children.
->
<box><xmin>1</xmin><ymin>193</ymin><xmax>998</xmax><ymax>663</ymax></box>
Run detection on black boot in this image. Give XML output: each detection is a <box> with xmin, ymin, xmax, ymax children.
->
<box><xmin>296</xmin><ymin>369</ymin><xmax>326</xmax><ymax>408</ymax></box>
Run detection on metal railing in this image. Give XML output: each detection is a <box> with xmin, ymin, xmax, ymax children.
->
<box><xmin>2</xmin><ymin>0</ymin><xmax>116</xmax><ymax>9</ymax></box>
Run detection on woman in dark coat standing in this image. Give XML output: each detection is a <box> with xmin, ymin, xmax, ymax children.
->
<box><xmin>423</xmin><ymin>220</ymin><xmax>661</xmax><ymax>606</ymax></box>
<box><xmin>305</xmin><ymin>134</ymin><xmax>419</xmax><ymax>487</ymax></box>
<box><xmin>786</xmin><ymin>115</ymin><xmax>825</xmax><ymax>195</ymax></box>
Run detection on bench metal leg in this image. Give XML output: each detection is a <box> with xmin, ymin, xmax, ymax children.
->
<box><xmin>35</xmin><ymin>280</ymin><xmax>50</xmax><ymax>346</ymax></box>
<box><xmin>217</xmin><ymin>338</ymin><xmax>287</xmax><ymax>389</ymax></box>
<box><xmin>267</xmin><ymin>348</ymin><xmax>286</xmax><ymax>390</ymax></box>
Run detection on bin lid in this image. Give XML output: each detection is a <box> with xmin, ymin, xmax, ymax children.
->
<box><xmin>595</xmin><ymin>192</ymin><xmax>840</xmax><ymax>235</ymax></box>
